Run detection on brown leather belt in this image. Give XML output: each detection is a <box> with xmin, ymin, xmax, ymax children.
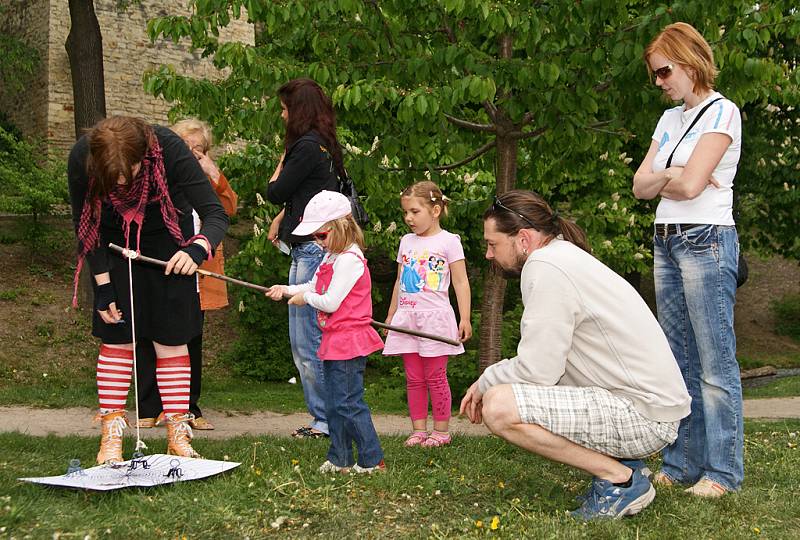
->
<box><xmin>654</xmin><ymin>223</ymin><xmax>702</xmax><ymax>238</ymax></box>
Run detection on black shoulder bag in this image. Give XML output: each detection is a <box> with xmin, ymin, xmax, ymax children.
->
<box><xmin>338</xmin><ymin>168</ymin><xmax>370</xmax><ymax>227</ymax></box>
<box><xmin>665</xmin><ymin>98</ymin><xmax>748</xmax><ymax>288</ymax></box>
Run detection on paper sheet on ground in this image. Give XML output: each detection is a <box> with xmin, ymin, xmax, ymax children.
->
<box><xmin>19</xmin><ymin>454</ymin><xmax>240</xmax><ymax>491</ymax></box>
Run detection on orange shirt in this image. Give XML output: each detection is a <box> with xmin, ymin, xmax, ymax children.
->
<box><xmin>199</xmin><ymin>171</ymin><xmax>238</xmax><ymax>310</ymax></box>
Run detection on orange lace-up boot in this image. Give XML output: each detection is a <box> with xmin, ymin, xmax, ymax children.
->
<box><xmin>166</xmin><ymin>413</ymin><xmax>201</xmax><ymax>458</ymax></box>
<box><xmin>95</xmin><ymin>410</ymin><xmax>128</xmax><ymax>464</ymax></box>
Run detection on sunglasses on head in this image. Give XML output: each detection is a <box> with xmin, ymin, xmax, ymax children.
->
<box><xmin>492</xmin><ymin>196</ymin><xmax>537</xmax><ymax>229</ymax></box>
<box><xmin>312</xmin><ymin>229</ymin><xmax>331</xmax><ymax>241</ymax></box>
<box><xmin>652</xmin><ymin>64</ymin><xmax>673</xmax><ymax>80</ymax></box>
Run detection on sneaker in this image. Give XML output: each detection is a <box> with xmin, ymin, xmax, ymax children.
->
<box><xmin>570</xmin><ymin>472</ymin><xmax>656</xmax><ymax>520</ymax></box>
<box><xmin>318</xmin><ymin>460</ymin><xmax>351</xmax><ymax>474</ymax></box>
<box><xmin>685</xmin><ymin>478</ymin><xmax>728</xmax><ymax>498</ymax></box>
<box><xmin>154</xmin><ymin>412</ymin><xmax>166</xmax><ymax>427</ymax></box>
<box><xmin>352</xmin><ymin>460</ymin><xmax>386</xmax><ymax>474</ymax></box>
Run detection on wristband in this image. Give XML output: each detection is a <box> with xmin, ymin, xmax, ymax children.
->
<box><xmin>95</xmin><ymin>282</ymin><xmax>116</xmax><ymax>311</ymax></box>
<box><xmin>182</xmin><ymin>243</ymin><xmax>208</xmax><ymax>265</ymax></box>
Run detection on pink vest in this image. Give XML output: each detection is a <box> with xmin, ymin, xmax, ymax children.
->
<box><xmin>314</xmin><ymin>251</ymin><xmax>384</xmax><ymax>360</ymax></box>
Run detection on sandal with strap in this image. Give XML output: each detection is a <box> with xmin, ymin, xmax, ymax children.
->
<box><xmin>404</xmin><ymin>431</ymin><xmax>428</xmax><ymax>447</ymax></box>
<box><xmin>421</xmin><ymin>430</ymin><xmax>451</xmax><ymax>447</ymax></box>
<box><xmin>292</xmin><ymin>426</ymin><xmax>329</xmax><ymax>439</ymax></box>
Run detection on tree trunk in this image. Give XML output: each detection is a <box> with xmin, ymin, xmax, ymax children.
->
<box><xmin>66</xmin><ymin>0</ymin><xmax>106</xmax><ymax>309</ymax></box>
<box><xmin>478</xmin><ymin>33</ymin><xmax>517</xmax><ymax>372</ymax></box>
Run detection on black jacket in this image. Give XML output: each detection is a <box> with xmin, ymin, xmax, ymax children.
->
<box><xmin>267</xmin><ymin>131</ymin><xmax>339</xmax><ymax>244</ymax></box>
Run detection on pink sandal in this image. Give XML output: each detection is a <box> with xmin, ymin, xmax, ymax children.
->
<box><xmin>404</xmin><ymin>431</ymin><xmax>428</xmax><ymax>447</ymax></box>
<box><xmin>421</xmin><ymin>431</ymin><xmax>451</xmax><ymax>447</ymax></box>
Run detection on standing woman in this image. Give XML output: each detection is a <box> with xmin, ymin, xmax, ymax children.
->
<box><xmin>633</xmin><ymin>22</ymin><xmax>743</xmax><ymax>497</ymax></box>
<box><xmin>68</xmin><ymin>116</ymin><xmax>229</xmax><ymax>463</ymax></box>
<box><xmin>266</xmin><ymin>78</ymin><xmax>341</xmax><ymax>438</ymax></box>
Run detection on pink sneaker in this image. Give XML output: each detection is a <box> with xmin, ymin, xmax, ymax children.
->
<box><xmin>421</xmin><ymin>431</ymin><xmax>451</xmax><ymax>447</ymax></box>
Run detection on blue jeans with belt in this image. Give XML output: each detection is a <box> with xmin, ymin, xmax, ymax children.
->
<box><xmin>288</xmin><ymin>241</ymin><xmax>328</xmax><ymax>435</ymax></box>
<box><xmin>654</xmin><ymin>224</ymin><xmax>742</xmax><ymax>491</ymax></box>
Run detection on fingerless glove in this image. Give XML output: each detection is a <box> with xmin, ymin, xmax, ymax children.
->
<box><xmin>95</xmin><ymin>282</ymin><xmax>116</xmax><ymax>311</ymax></box>
<box><xmin>182</xmin><ymin>243</ymin><xmax>208</xmax><ymax>265</ymax></box>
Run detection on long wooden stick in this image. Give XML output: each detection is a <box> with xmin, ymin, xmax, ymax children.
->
<box><xmin>107</xmin><ymin>243</ymin><xmax>463</xmax><ymax>347</ymax></box>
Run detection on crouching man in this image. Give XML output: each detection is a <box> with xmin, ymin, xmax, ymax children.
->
<box><xmin>460</xmin><ymin>190</ymin><xmax>690</xmax><ymax>520</ymax></box>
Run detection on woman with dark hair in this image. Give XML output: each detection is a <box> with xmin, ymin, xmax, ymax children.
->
<box><xmin>68</xmin><ymin>116</ymin><xmax>229</xmax><ymax>463</ymax></box>
<box><xmin>266</xmin><ymin>78</ymin><xmax>341</xmax><ymax>438</ymax></box>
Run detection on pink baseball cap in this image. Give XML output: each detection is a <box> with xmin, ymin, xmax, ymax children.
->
<box><xmin>292</xmin><ymin>190</ymin><xmax>352</xmax><ymax>236</ymax></box>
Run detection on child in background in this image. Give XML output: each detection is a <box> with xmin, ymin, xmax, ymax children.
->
<box><xmin>383</xmin><ymin>181</ymin><xmax>472</xmax><ymax>447</ymax></box>
<box><xmin>267</xmin><ymin>191</ymin><xmax>385</xmax><ymax>473</ymax></box>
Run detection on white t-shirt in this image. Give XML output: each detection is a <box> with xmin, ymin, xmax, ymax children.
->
<box><xmin>651</xmin><ymin>91</ymin><xmax>741</xmax><ymax>225</ymax></box>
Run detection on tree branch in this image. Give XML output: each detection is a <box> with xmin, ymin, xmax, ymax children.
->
<box><xmin>383</xmin><ymin>140</ymin><xmax>496</xmax><ymax>172</ymax></box>
<box><xmin>511</xmin><ymin>126</ymin><xmax>548</xmax><ymax>140</ymax></box>
<box><xmin>444</xmin><ymin>113</ymin><xmax>495</xmax><ymax>132</ymax></box>
<box><xmin>366</xmin><ymin>0</ymin><xmax>396</xmax><ymax>52</ymax></box>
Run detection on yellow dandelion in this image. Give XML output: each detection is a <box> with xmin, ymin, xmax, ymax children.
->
<box><xmin>475</xmin><ymin>520</ymin><xmax>483</xmax><ymax>528</ymax></box>
<box><xmin>490</xmin><ymin>516</ymin><xmax>500</xmax><ymax>530</ymax></box>
<box><xmin>291</xmin><ymin>459</ymin><xmax>299</xmax><ymax>465</ymax></box>
<box><xmin>498</xmin><ymin>481</ymin><xmax>505</xmax><ymax>489</ymax></box>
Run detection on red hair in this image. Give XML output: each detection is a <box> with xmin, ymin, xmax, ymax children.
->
<box><xmin>86</xmin><ymin>116</ymin><xmax>151</xmax><ymax>199</ymax></box>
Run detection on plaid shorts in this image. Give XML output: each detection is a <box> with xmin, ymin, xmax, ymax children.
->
<box><xmin>511</xmin><ymin>384</ymin><xmax>679</xmax><ymax>459</ymax></box>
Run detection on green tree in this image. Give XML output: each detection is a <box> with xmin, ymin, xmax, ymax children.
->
<box><xmin>145</xmin><ymin>1</ymin><xmax>799</xmax><ymax>370</ymax></box>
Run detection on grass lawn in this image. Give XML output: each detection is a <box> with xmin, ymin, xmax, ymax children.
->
<box><xmin>1</xmin><ymin>421</ymin><xmax>799</xmax><ymax>539</ymax></box>
<box><xmin>743</xmin><ymin>376</ymin><xmax>800</xmax><ymax>400</ymax></box>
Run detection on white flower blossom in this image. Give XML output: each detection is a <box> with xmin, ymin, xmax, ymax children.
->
<box><xmin>597</xmin><ymin>202</ymin><xmax>607</xmax><ymax>210</ymax></box>
<box><xmin>628</xmin><ymin>215</ymin><xmax>635</xmax><ymax>226</ymax></box>
<box><xmin>386</xmin><ymin>221</ymin><xmax>397</xmax><ymax>233</ymax></box>
<box><xmin>256</xmin><ymin>192</ymin><xmax>266</xmax><ymax>206</ymax></box>
<box><xmin>608</xmin><ymin>169</ymin><xmax>615</xmax><ymax>176</ymax></box>
<box><xmin>354</xmin><ymin>13</ymin><xmax>361</xmax><ymax>22</ymax></box>
<box><xmin>618</xmin><ymin>152</ymin><xmax>627</xmax><ymax>161</ymax></box>
<box><xmin>424</xmin><ymin>170</ymin><xmax>431</xmax><ymax>180</ymax></box>
<box><xmin>599</xmin><ymin>151</ymin><xmax>609</xmax><ymax>161</ymax></box>
<box><xmin>784</xmin><ymin>182</ymin><xmax>791</xmax><ymax>191</ymax></box>
<box><xmin>254</xmin><ymin>223</ymin><xmax>262</xmax><ymax>236</ymax></box>
<box><xmin>274</xmin><ymin>134</ymin><xmax>282</xmax><ymax>145</ymax></box>
<box><xmin>611</xmin><ymin>192</ymin><xmax>620</xmax><ymax>201</ymax></box>
<box><xmin>633</xmin><ymin>253</ymin><xmax>645</xmax><ymax>260</ymax></box>
<box><xmin>381</xmin><ymin>155</ymin><xmax>390</xmax><ymax>167</ymax></box>
<box><xmin>238</xmin><ymin>300</ymin><xmax>245</xmax><ymax>312</ymax></box>
<box><xmin>254</xmin><ymin>257</ymin><xmax>263</xmax><ymax>267</ymax></box>
<box><xmin>254</xmin><ymin>215</ymin><xmax>264</xmax><ymax>225</ymax></box>
<box><xmin>758</xmin><ymin>158</ymin><xmax>767</xmax><ymax>167</ymax></box>
<box><xmin>623</xmin><ymin>157</ymin><xmax>633</xmax><ymax>165</ymax></box>
<box><xmin>369</xmin><ymin>136</ymin><xmax>380</xmax><ymax>155</ymax></box>
<box><xmin>463</xmin><ymin>172</ymin><xmax>478</xmax><ymax>184</ymax></box>
<box><xmin>373</xmin><ymin>220</ymin><xmax>382</xmax><ymax>232</ymax></box>
<box><xmin>344</xmin><ymin>143</ymin><xmax>363</xmax><ymax>156</ymax></box>
<box><xmin>602</xmin><ymin>240</ymin><xmax>612</xmax><ymax>248</ymax></box>
<box><xmin>612</xmin><ymin>202</ymin><xmax>618</xmax><ymax>211</ymax></box>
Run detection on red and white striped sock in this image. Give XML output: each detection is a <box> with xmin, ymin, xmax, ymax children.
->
<box><xmin>156</xmin><ymin>354</ymin><xmax>191</xmax><ymax>417</ymax></box>
<box><xmin>96</xmin><ymin>345</ymin><xmax>133</xmax><ymax>412</ymax></box>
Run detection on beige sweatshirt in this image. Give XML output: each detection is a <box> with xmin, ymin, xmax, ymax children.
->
<box><xmin>478</xmin><ymin>239</ymin><xmax>691</xmax><ymax>422</ymax></box>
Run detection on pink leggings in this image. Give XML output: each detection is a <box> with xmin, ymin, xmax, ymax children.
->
<box><xmin>402</xmin><ymin>353</ymin><xmax>451</xmax><ymax>422</ymax></box>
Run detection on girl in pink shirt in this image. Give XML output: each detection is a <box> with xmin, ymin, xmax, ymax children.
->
<box><xmin>383</xmin><ymin>181</ymin><xmax>473</xmax><ymax>447</ymax></box>
<box><xmin>268</xmin><ymin>191</ymin><xmax>385</xmax><ymax>473</ymax></box>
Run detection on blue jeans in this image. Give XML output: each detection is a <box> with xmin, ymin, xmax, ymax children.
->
<box><xmin>323</xmin><ymin>357</ymin><xmax>384</xmax><ymax>468</ymax></box>
<box><xmin>654</xmin><ymin>224</ymin><xmax>743</xmax><ymax>491</ymax></box>
<box><xmin>289</xmin><ymin>241</ymin><xmax>328</xmax><ymax>434</ymax></box>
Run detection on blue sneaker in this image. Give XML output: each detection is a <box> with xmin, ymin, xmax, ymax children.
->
<box><xmin>570</xmin><ymin>472</ymin><xmax>656</xmax><ymax>520</ymax></box>
<box><xmin>575</xmin><ymin>460</ymin><xmax>651</xmax><ymax>503</ymax></box>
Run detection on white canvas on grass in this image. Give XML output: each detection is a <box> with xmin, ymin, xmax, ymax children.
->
<box><xmin>19</xmin><ymin>454</ymin><xmax>240</xmax><ymax>491</ymax></box>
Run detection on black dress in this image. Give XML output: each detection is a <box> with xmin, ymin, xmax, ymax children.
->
<box><xmin>68</xmin><ymin>126</ymin><xmax>229</xmax><ymax>345</ymax></box>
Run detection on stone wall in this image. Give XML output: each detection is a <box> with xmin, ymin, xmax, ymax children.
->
<box><xmin>1</xmin><ymin>0</ymin><xmax>253</xmax><ymax>153</ymax></box>
<box><xmin>0</xmin><ymin>0</ymin><xmax>51</xmax><ymax>143</ymax></box>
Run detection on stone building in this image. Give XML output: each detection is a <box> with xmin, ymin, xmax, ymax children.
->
<box><xmin>0</xmin><ymin>0</ymin><xmax>253</xmax><ymax>153</ymax></box>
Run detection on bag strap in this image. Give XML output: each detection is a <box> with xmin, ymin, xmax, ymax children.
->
<box><xmin>666</xmin><ymin>97</ymin><xmax>723</xmax><ymax>168</ymax></box>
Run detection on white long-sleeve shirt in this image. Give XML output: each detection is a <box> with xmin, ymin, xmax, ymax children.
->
<box><xmin>285</xmin><ymin>244</ymin><xmax>365</xmax><ymax>314</ymax></box>
<box><xmin>478</xmin><ymin>239</ymin><xmax>691</xmax><ymax>423</ymax></box>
